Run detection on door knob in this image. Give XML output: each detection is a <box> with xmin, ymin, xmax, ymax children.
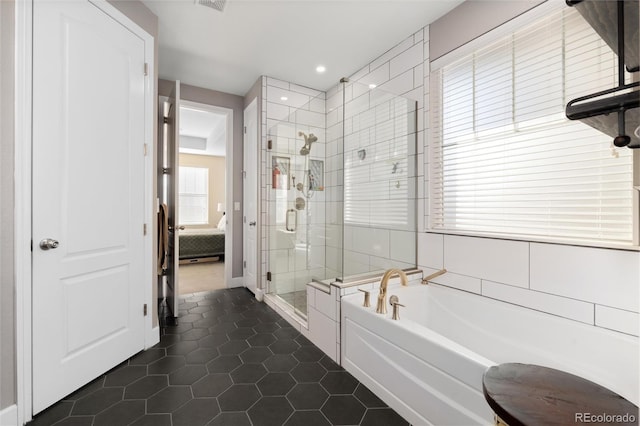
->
<box><xmin>39</xmin><ymin>238</ymin><xmax>59</xmax><ymax>250</ymax></box>
<box><xmin>249</xmin><ymin>221</ymin><xmax>256</xmax><ymax>226</ymax></box>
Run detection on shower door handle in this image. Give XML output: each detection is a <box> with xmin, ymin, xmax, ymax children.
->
<box><xmin>285</xmin><ymin>209</ymin><xmax>297</xmax><ymax>232</ymax></box>
<box><xmin>249</xmin><ymin>221</ymin><xmax>256</xmax><ymax>226</ymax></box>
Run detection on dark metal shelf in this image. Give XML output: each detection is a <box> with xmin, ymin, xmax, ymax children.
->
<box><xmin>565</xmin><ymin>0</ymin><xmax>640</xmax><ymax>148</ymax></box>
<box><xmin>567</xmin><ymin>0</ymin><xmax>638</xmax><ymax>72</ymax></box>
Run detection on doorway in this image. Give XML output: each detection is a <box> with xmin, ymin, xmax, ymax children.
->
<box><xmin>177</xmin><ymin>101</ymin><xmax>231</xmax><ymax>295</ymax></box>
<box><xmin>159</xmin><ymin>95</ymin><xmax>234</xmax><ymax>302</ymax></box>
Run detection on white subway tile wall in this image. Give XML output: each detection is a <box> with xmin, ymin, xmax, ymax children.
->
<box><xmin>530</xmin><ymin>243</ymin><xmax>639</xmax><ymax>312</ymax></box>
<box><xmin>337</xmin><ymin>30</ymin><xmax>425</xmax><ymax>277</ymax></box>
<box><xmin>258</xmin><ymin>17</ymin><xmax>638</xmax><ymax>339</ymax></box>
<box><xmin>443</xmin><ymin>235</ymin><xmax>530</xmax><ymax>289</ymax></box>
<box><xmin>418</xmin><ymin>233</ymin><xmax>640</xmax><ymax>335</ymax></box>
<box><xmin>481</xmin><ymin>280</ymin><xmax>595</xmax><ymax>324</ymax></box>
<box><xmin>595</xmin><ymin>305</ymin><xmax>639</xmax><ymax>336</ymax></box>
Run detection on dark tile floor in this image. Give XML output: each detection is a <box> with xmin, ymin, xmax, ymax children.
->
<box><xmin>28</xmin><ymin>288</ymin><xmax>410</xmax><ymax>426</ymax></box>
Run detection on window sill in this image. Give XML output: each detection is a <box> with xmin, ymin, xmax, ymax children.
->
<box><xmin>426</xmin><ymin>228</ymin><xmax>640</xmax><ymax>252</ymax></box>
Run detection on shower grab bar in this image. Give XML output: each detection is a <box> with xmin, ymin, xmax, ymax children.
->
<box><xmin>285</xmin><ymin>209</ymin><xmax>297</xmax><ymax>232</ymax></box>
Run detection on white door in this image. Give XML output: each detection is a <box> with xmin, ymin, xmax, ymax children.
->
<box><xmin>164</xmin><ymin>81</ymin><xmax>181</xmax><ymax>316</ymax></box>
<box><xmin>32</xmin><ymin>0</ymin><xmax>147</xmax><ymax>413</ymax></box>
<box><xmin>243</xmin><ymin>99</ymin><xmax>258</xmax><ymax>294</ymax></box>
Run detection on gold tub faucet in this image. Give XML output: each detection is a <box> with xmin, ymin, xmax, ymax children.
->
<box><xmin>376</xmin><ymin>269</ymin><xmax>408</xmax><ymax>314</ymax></box>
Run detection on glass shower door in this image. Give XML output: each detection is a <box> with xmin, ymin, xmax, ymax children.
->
<box><xmin>266</xmin><ymin>100</ymin><xmax>328</xmax><ymax>319</ymax></box>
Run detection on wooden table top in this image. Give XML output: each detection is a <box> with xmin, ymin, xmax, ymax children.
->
<box><xmin>482</xmin><ymin>363</ymin><xmax>638</xmax><ymax>426</ymax></box>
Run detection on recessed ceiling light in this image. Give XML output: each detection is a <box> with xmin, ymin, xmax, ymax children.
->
<box><xmin>280</xmin><ymin>96</ymin><xmax>288</xmax><ymax>101</ymax></box>
<box><xmin>369</xmin><ymin>84</ymin><xmax>377</xmax><ymax>89</ymax></box>
<box><xmin>316</xmin><ymin>65</ymin><xmax>326</xmax><ymax>73</ymax></box>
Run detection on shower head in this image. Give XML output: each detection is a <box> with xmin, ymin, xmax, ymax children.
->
<box><xmin>298</xmin><ymin>132</ymin><xmax>317</xmax><ymax>156</ymax></box>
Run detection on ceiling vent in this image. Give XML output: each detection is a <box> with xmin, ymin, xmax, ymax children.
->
<box><xmin>196</xmin><ymin>0</ymin><xmax>227</xmax><ymax>12</ymax></box>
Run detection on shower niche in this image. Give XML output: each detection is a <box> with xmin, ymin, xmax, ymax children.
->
<box><xmin>264</xmin><ymin>78</ymin><xmax>418</xmax><ymax>322</ymax></box>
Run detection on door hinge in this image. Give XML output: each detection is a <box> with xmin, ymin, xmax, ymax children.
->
<box><xmin>244</xmin><ymin>126</ymin><xmax>247</xmax><ymax>134</ymax></box>
<box><xmin>143</xmin><ymin>143</ymin><xmax>148</xmax><ymax>156</ymax></box>
<box><xmin>163</xmin><ymin>117</ymin><xmax>169</xmax><ymax>124</ymax></box>
<box><xmin>267</xmin><ymin>271</ymin><xmax>272</xmax><ymax>282</ymax></box>
<box><xmin>162</xmin><ymin>167</ymin><xmax>170</xmax><ymax>174</ymax></box>
<box><xmin>267</xmin><ymin>139</ymin><xmax>272</xmax><ymax>150</ymax></box>
<box><xmin>143</xmin><ymin>224</ymin><xmax>147</xmax><ymax>235</ymax></box>
<box><xmin>144</xmin><ymin>63</ymin><xmax>148</xmax><ymax>76</ymax></box>
<box><xmin>243</xmin><ymin>260</ymin><xmax>246</xmax><ymax>268</ymax></box>
<box><xmin>143</xmin><ymin>304</ymin><xmax>148</xmax><ymax>316</ymax></box>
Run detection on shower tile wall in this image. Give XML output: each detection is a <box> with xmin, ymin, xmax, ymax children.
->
<box><xmin>325</xmin><ymin>28</ymin><xmax>426</xmax><ymax>277</ymax></box>
<box><xmin>261</xmin><ymin>77</ymin><xmax>327</xmax><ymax>295</ymax></box>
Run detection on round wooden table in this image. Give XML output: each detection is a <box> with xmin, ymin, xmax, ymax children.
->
<box><xmin>482</xmin><ymin>363</ymin><xmax>638</xmax><ymax>426</ymax></box>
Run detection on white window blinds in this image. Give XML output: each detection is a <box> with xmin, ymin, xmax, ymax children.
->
<box><xmin>429</xmin><ymin>7</ymin><xmax>635</xmax><ymax>246</ymax></box>
<box><xmin>179</xmin><ymin>166</ymin><xmax>209</xmax><ymax>225</ymax></box>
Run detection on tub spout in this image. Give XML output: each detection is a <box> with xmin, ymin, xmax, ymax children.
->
<box><xmin>376</xmin><ymin>268</ymin><xmax>408</xmax><ymax>314</ymax></box>
<box><xmin>421</xmin><ymin>268</ymin><xmax>447</xmax><ymax>285</ymax></box>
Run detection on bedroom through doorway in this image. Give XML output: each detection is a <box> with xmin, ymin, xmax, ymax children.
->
<box><xmin>177</xmin><ymin>102</ymin><xmax>229</xmax><ymax>294</ymax></box>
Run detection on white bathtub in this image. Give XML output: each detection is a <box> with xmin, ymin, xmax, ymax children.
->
<box><xmin>341</xmin><ymin>284</ymin><xmax>639</xmax><ymax>426</ymax></box>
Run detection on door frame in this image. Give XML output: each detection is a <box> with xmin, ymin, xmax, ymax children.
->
<box><xmin>175</xmin><ymin>99</ymin><xmax>235</xmax><ymax>290</ymax></box>
<box><xmin>14</xmin><ymin>1</ymin><xmax>157</xmax><ymax>423</ymax></box>
<box><xmin>243</xmin><ymin>97</ymin><xmax>261</xmax><ymax>298</ymax></box>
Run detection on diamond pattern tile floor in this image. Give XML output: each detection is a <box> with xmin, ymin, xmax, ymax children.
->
<box><xmin>28</xmin><ymin>288</ymin><xmax>410</xmax><ymax>426</ymax></box>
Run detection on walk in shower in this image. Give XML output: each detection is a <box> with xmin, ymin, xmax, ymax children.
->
<box><xmin>266</xmin><ymin>79</ymin><xmax>418</xmax><ymax>319</ymax></box>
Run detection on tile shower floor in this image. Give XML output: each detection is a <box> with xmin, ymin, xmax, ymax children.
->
<box><xmin>277</xmin><ymin>290</ymin><xmax>308</xmax><ymax>317</ymax></box>
<box><xmin>28</xmin><ymin>288</ymin><xmax>410</xmax><ymax>426</ymax></box>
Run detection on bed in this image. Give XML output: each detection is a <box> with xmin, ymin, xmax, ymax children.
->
<box><xmin>179</xmin><ymin>228</ymin><xmax>225</xmax><ymax>261</ymax></box>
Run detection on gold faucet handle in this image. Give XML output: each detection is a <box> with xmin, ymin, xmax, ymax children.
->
<box><xmin>389</xmin><ymin>295</ymin><xmax>405</xmax><ymax>320</ymax></box>
<box><xmin>358</xmin><ymin>289</ymin><xmax>371</xmax><ymax>307</ymax></box>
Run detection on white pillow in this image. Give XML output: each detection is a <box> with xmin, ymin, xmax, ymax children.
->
<box><xmin>217</xmin><ymin>214</ymin><xmax>226</xmax><ymax>231</ymax></box>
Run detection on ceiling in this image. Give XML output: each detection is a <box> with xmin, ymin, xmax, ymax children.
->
<box><xmin>142</xmin><ymin>0</ymin><xmax>464</xmax><ymax>96</ymax></box>
<box><xmin>179</xmin><ymin>106</ymin><xmax>227</xmax><ymax>156</ymax></box>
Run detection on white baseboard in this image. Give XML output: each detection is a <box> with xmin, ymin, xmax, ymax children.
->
<box><xmin>0</xmin><ymin>404</ymin><xmax>17</xmax><ymax>426</ymax></box>
<box><xmin>254</xmin><ymin>288</ymin><xmax>264</xmax><ymax>302</ymax></box>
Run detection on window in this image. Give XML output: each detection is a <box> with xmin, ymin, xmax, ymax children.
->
<box><xmin>179</xmin><ymin>166</ymin><xmax>209</xmax><ymax>225</ymax></box>
<box><xmin>429</xmin><ymin>6</ymin><xmax>635</xmax><ymax>247</ymax></box>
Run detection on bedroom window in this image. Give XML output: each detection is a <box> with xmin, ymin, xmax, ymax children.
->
<box><xmin>429</xmin><ymin>5</ymin><xmax>636</xmax><ymax>247</ymax></box>
<box><xmin>179</xmin><ymin>166</ymin><xmax>209</xmax><ymax>225</ymax></box>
